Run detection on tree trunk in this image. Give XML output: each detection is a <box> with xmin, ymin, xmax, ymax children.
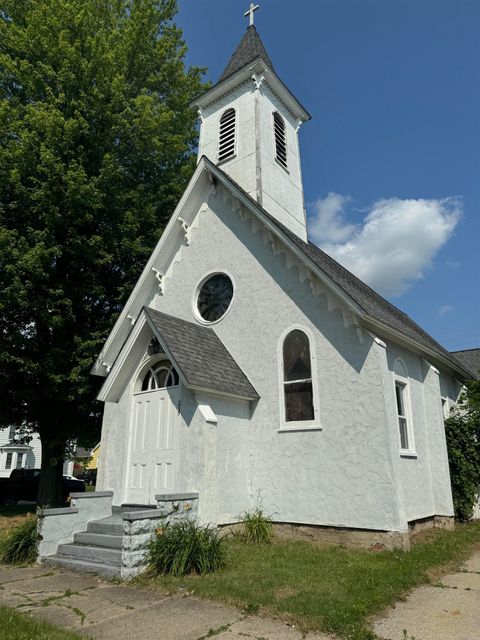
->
<box><xmin>37</xmin><ymin>437</ymin><xmax>66</xmax><ymax>508</ymax></box>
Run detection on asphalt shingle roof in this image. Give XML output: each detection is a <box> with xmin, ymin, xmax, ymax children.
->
<box><xmin>144</xmin><ymin>307</ymin><xmax>259</xmax><ymax>400</ymax></box>
<box><xmin>203</xmin><ymin>157</ymin><xmax>474</xmax><ymax>378</ymax></box>
<box><xmin>450</xmin><ymin>349</ymin><xmax>480</xmax><ymax>379</ymax></box>
<box><xmin>219</xmin><ymin>25</ymin><xmax>275</xmax><ymax>82</ymax></box>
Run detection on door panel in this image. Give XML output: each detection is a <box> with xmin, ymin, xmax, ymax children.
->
<box><xmin>126</xmin><ymin>387</ymin><xmax>179</xmax><ymax>505</ymax></box>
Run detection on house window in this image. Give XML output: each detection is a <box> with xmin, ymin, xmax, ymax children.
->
<box><xmin>5</xmin><ymin>452</ymin><xmax>13</xmax><ymax>469</ymax></box>
<box><xmin>218</xmin><ymin>108</ymin><xmax>236</xmax><ymax>163</ymax></box>
<box><xmin>393</xmin><ymin>358</ymin><xmax>414</xmax><ymax>453</ymax></box>
<box><xmin>141</xmin><ymin>361</ymin><xmax>179</xmax><ymax>391</ymax></box>
<box><xmin>273</xmin><ymin>111</ymin><xmax>287</xmax><ymax>169</ymax></box>
<box><xmin>282</xmin><ymin>329</ymin><xmax>314</xmax><ymax>422</ymax></box>
<box><xmin>395</xmin><ymin>382</ymin><xmax>409</xmax><ymax>450</ymax></box>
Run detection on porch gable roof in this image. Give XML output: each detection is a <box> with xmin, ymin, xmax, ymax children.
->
<box><xmin>144</xmin><ymin>307</ymin><xmax>259</xmax><ymax>401</ymax></box>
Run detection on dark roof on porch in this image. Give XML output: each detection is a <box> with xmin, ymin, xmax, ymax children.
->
<box><xmin>144</xmin><ymin>307</ymin><xmax>259</xmax><ymax>400</ymax></box>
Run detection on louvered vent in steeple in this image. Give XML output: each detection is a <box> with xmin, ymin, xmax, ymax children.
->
<box><xmin>218</xmin><ymin>108</ymin><xmax>236</xmax><ymax>163</ymax></box>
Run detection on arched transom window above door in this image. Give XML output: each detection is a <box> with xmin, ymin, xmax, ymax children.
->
<box><xmin>141</xmin><ymin>360</ymin><xmax>179</xmax><ymax>391</ymax></box>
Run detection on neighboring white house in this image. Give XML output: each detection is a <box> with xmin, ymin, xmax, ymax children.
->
<box><xmin>0</xmin><ymin>427</ymin><xmax>42</xmax><ymax>478</ymax></box>
<box><xmin>91</xmin><ymin>24</ymin><xmax>474</xmax><ymax>548</ymax></box>
<box><xmin>0</xmin><ymin>427</ymin><xmax>74</xmax><ymax>478</ymax></box>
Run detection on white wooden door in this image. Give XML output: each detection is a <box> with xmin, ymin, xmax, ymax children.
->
<box><xmin>126</xmin><ymin>387</ymin><xmax>180</xmax><ymax>505</ymax></box>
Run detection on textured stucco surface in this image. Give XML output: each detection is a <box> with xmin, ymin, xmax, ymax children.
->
<box><xmin>198</xmin><ymin>77</ymin><xmax>306</xmax><ymax>239</ymax></box>
<box><xmin>38</xmin><ymin>493</ymin><xmax>112</xmax><ymax>558</ymax></box>
<box><xmin>97</xmin><ymin>181</ymin><xmax>457</xmax><ymax>533</ymax></box>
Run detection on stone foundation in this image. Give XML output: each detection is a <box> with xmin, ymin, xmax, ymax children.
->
<box><xmin>121</xmin><ymin>493</ymin><xmax>199</xmax><ymax>579</ymax></box>
<box><xmin>408</xmin><ymin>515</ymin><xmax>455</xmax><ymax>538</ymax></box>
<box><xmin>221</xmin><ymin>515</ymin><xmax>455</xmax><ymax>552</ymax></box>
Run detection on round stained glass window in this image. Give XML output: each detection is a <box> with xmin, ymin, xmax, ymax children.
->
<box><xmin>196</xmin><ymin>273</ymin><xmax>233</xmax><ymax>323</ymax></box>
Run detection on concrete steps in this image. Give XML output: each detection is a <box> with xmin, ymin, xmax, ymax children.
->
<box><xmin>45</xmin><ymin>515</ymin><xmax>124</xmax><ymax>578</ymax></box>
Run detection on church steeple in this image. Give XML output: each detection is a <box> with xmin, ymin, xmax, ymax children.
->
<box><xmin>193</xmin><ymin>13</ymin><xmax>310</xmax><ymax>240</ymax></box>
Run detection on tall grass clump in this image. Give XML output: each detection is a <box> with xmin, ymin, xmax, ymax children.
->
<box><xmin>147</xmin><ymin>520</ymin><xmax>226</xmax><ymax>577</ymax></box>
<box><xmin>0</xmin><ymin>514</ymin><xmax>38</xmax><ymax>564</ymax></box>
<box><xmin>239</xmin><ymin>505</ymin><xmax>273</xmax><ymax>544</ymax></box>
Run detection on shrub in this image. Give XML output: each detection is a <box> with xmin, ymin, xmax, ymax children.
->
<box><xmin>239</xmin><ymin>505</ymin><xmax>273</xmax><ymax>544</ymax></box>
<box><xmin>0</xmin><ymin>514</ymin><xmax>38</xmax><ymax>564</ymax></box>
<box><xmin>445</xmin><ymin>380</ymin><xmax>480</xmax><ymax>520</ymax></box>
<box><xmin>147</xmin><ymin>520</ymin><xmax>226</xmax><ymax>576</ymax></box>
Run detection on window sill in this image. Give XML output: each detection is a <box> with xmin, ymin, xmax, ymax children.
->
<box><xmin>278</xmin><ymin>424</ymin><xmax>322</xmax><ymax>433</ymax></box>
<box><xmin>400</xmin><ymin>451</ymin><xmax>418</xmax><ymax>459</ymax></box>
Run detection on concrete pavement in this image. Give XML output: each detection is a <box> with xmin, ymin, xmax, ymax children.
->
<box><xmin>0</xmin><ymin>564</ymin><xmax>330</xmax><ymax>640</ymax></box>
<box><xmin>373</xmin><ymin>550</ymin><xmax>480</xmax><ymax>640</ymax></box>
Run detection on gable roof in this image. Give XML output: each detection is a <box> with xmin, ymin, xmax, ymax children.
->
<box><xmin>144</xmin><ymin>307</ymin><xmax>259</xmax><ymax>400</ymax></box>
<box><xmin>202</xmin><ymin>157</ymin><xmax>474</xmax><ymax>379</ymax></box>
<box><xmin>450</xmin><ymin>349</ymin><xmax>480</xmax><ymax>379</ymax></box>
<box><xmin>219</xmin><ymin>25</ymin><xmax>275</xmax><ymax>82</ymax></box>
<box><xmin>93</xmin><ymin>155</ymin><xmax>473</xmax><ymax>382</ymax></box>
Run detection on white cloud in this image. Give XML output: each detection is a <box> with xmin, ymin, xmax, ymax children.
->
<box><xmin>308</xmin><ymin>194</ymin><xmax>462</xmax><ymax>297</ymax></box>
<box><xmin>446</xmin><ymin>260</ymin><xmax>461</xmax><ymax>269</ymax></box>
<box><xmin>438</xmin><ymin>304</ymin><xmax>454</xmax><ymax>318</ymax></box>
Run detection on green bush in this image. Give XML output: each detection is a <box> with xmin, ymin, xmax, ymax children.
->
<box><xmin>0</xmin><ymin>515</ymin><xmax>38</xmax><ymax>564</ymax></box>
<box><xmin>147</xmin><ymin>520</ymin><xmax>226</xmax><ymax>576</ymax></box>
<box><xmin>239</xmin><ymin>506</ymin><xmax>273</xmax><ymax>544</ymax></box>
<box><xmin>445</xmin><ymin>380</ymin><xmax>480</xmax><ymax>521</ymax></box>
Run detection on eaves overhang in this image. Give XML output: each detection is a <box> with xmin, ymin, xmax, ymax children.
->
<box><xmin>364</xmin><ymin>316</ymin><xmax>475</xmax><ymax>380</ymax></box>
<box><xmin>191</xmin><ymin>57</ymin><xmax>311</xmax><ymax>123</ymax></box>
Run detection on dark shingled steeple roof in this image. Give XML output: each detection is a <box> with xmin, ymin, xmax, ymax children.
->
<box><xmin>219</xmin><ymin>25</ymin><xmax>275</xmax><ymax>82</ymax></box>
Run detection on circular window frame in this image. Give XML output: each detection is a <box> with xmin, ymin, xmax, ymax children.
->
<box><xmin>193</xmin><ymin>270</ymin><xmax>235</xmax><ymax>325</ymax></box>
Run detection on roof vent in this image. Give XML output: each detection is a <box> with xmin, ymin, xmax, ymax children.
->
<box><xmin>218</xmin><ymin>108</ymin><xmax>236</xmax><ymax>163</ymax></box>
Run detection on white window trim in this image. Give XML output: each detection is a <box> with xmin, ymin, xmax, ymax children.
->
<box><xmin>393</xmin><ymin>358</ymin><xmax>416</xmax><ymax>456</ymax></box>
<box><xmin>217</xmin><ymin>107</ymin><xmax>238</xmax><ymax>165</ymax></box>
<box><xmin>192</xmin><ymin>270</ymin><xmax>236</xmax><ymax>326</ymax></box>
<box><xmin>277</xmin><ymin>325</ymin><xmax>321</xmax><ymax>432</ymax></box>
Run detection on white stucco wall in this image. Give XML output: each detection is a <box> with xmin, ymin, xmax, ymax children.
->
<box><xmin>384</xmin><ymin>344</ymin><xmax>455</xmax><ymax>522</ymax></box>
<box><xmin>198</xmin><ymin>79</ymin><xmax>306</xmax><ymax>239</ymax></box>
<box><xmin>147</xmin><ymin>189</ymin><xmax>404</xmax><ymax>531</ymax></box>
<box><xmin>98</xmin><ymin>184</ymin><xmax>457</xmax><ymax>532</ymax></box>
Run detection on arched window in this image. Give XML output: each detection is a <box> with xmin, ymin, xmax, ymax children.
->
<box><xmin>282</xmin><ymin>330</ymin><xmax>314</xmax><ymax>422</ymax></box>
<box><xmin>141</xmin><ymin>360</ymin><xmax>179</xmax><ymax>391</ymax></box>
<box><xmin>393</xmin><ymin>358</ymin><xmax>414</xmax><ymax>452</ymax></box>
<box><xmin>218</xmin><ymin>108</ymin><xmax>236</xmax><ymax>162</ymax></box>
<box><xmin>273</xmin><ymin>111</ymin><xmax>287</xmax><ymax>169</ymax></box>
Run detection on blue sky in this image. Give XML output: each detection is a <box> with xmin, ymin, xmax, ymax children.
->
<box><xmin>175</xmin><ymin>0</ymin><xmax>480</xmax><ymax>352</ymax></box>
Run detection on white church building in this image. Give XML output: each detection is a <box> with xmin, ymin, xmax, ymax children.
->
<box><xmin>91</xmin><ymin>21</ymin><xmax>473</xmax><ymax>544</ymax></box>
<box><xmin>39</xmin><ymin>18</ymin><xmax>475</xmax><ymax>574</ymax></box>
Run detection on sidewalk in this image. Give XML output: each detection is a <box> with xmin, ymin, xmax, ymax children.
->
<box><xmin>373</xmin><ymin>550</ymin><xmax>480</xmax><ymax>640</ymax></box>
<box><xmin>0</xmin><ymin>564</ymin><xmax>330</xmax><ymax>640</ymax></box>
<box><xmin>1</xmin><ymin>551</ymin><xmax>479</xmax><ymax>639</ymax></box>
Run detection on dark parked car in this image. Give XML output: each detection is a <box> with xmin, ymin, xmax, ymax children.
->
<box><xmin>0</xmin><ymin>469</ymin><xmax>85</xmax><ymax>505</ymax></box>
<box><xmin>78</xmin><ymin>468</ymin><xmax>97</xmax><ymax>486</ymax></box>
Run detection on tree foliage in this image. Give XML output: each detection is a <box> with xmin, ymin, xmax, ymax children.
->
<box><xmin>0</xmin><ymin>0</ymin><xmax>204</xmax><ymax>505</ymax></box>
<box><xmin>445</xmin><ymin>380</ymin><xmax>480</xmax><ymax>520</ymax></box>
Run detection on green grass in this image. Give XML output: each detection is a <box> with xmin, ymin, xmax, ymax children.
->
<box><xmin>0</xmin><ymin>605</ymin><xmax>91</xmax><ymax>640</ymax></box>
<box><xmin>136</xmin><ymin>521</ymin><xmax>480</xmax><ymax>640</ymax></box>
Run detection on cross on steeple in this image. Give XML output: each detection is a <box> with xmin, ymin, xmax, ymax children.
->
<box><xmin>244</xmin><ymin>3</ymin><xmax>260</xmax><ymax>27</ymax></box>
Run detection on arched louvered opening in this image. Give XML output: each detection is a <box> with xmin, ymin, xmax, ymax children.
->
<box><xmin>218</xmin><ymin>108</ymin><xmax>236</xmax><ymax>162</ymax></box>
<box><xmin>273</xmin><ymin>111</ymin><xmax>287</xmax><ymax>169</ymax></box>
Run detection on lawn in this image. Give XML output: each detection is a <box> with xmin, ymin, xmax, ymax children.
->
<box><xmin>0</xmin><ymin>605</ymin><xmax>90</xmax><ymax>640</ymax></box>
<box><xmin>137</xmin><ymin>521</ymin><xmax>480</xmax><ymax>640</ymax></box>
<box><xmin>0</xmin><ymin>505</ymin><xmax>36</xmax><ymax>537</ymax></box>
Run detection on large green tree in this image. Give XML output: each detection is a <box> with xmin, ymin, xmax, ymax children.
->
<box><xmin>0</xmin><ymin>0</ymin><xmax>204</xmax><ymax>506</ymax></box>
